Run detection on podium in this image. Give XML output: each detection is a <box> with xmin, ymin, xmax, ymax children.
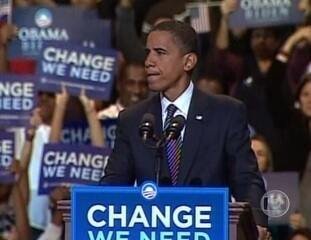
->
<box><xmin>58</xmin><ymin>201</ymin><xmax>257</xmax><ymax>240</ymax></box>
<box><xmin>58</xmin><ymin>185</ymin><xmax>258</xmax><ymax>240</ymax></box>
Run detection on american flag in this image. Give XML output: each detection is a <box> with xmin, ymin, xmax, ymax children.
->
<box><xmin>187</xmin><ymin>2</ymin><xmax>211</xmax><ymax>34</ymax></box>
<box><xmin>0</xmin><ymin>0</ymin><xmax>12</xmax><ymax>23</ymax></box>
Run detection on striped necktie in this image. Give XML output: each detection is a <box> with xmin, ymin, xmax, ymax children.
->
<box><xmin>164</xmin><ymin>104</ymin><xmax>182</xmax><ymax>185</ymax></box>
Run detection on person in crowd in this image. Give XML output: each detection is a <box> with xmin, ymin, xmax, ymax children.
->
<box><xmin>277</xmin><ymin>25</ymin><xmax>310</xmax><ymax>93</ymax></box>
<box><xmin>0</xmin><ymin>24</ymin><xmax>18</xmax><ymax>73</ymax></box>
<box><xmin>195</xmin><ymin>72</ymin><xmax>226</xmax><ymax>95</ymax></box>
<box><xmin>37</xmin><ymin>187</ymin><xmax>69</xmax><ymax>240</ymax></box>
<box><xmin>0</xmin><ymin>109</ymin><xmax>42</xmax><ymax>240</ymax></box>
<box><xmin>280</xmin><ymin>73</ymin><xmax>311</xmax><ymax>175</ymax></box>
<box><xmin>288</xmin><ymin>228</ymin><xmax>311</xmax><ymax>240</ymax></box>
<box><xmin>288</xmin><ymin>73</ymin><xmax>311</xmax><ymax>228</ymax></box>
<box><xmin>0</xmin><ymin>161</ymin><xmax>31</xmax><ymax>240</ymax></box>
<box><xmin>277</xmin><ymin>0</ymin><xmax>311</xmax><ymax>93</ymax></box>
<box><xmin>101</xmin><ymin>20</ymin><xmax>270</xmax><ymax>239</ymax></box>
<box><xmin>28</xmin><ymin>87</ymin><xmax>105</xmax><ymax>239</ymax></box>
<box><xmin>27</xmin><ymin>93</ymin><xmax>56</xmax><ymax>240</ymax></box>
<box><xmin>251</xmin><ymin>134</ymin><xmax>273</xmax><ymax>173</ymax></box>
<box><xmin>215</xmin><ymin>0</ymin><xmax>293</xmax><ymax>171</ymax></box>
<box><xmin>49</xmin><ymin>85</ymin><xmax>104</xmax><ymax>146</ymax></box>
<box><xmin>98</xmin><ymin>61</ymin><xmax>148</xmax><ymax>119</ymax></box>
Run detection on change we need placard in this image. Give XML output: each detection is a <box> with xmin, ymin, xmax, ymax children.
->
<box><xmin>39</xmin><ymin>143</ymin><xmax>111</xmax><ymax>194</ymax></box>
<box><xmin>72</xmin><ymin>182</ymin><xmax>228</xmax><ymax>240</ymax></box>
<box><xmin>229</xmin><ymin>0</ymin><xmax>304</xmax><ymax>28</ymax></box>
<box><xmin>37</xmin><ymin>42</ymin><xmax>117</xmax><ymax>100</ymax></box>
<box><xmin>8</xmin><ymin>6</ymin><xmax>111</xmax><ymax>59</ymax></box>
<box><xmin>0</xmin><ymin>74</ymin><xmax>36</xmax><ymax>127</ymax></box>
<box><xmin>61</xmin><ymin>119</ymin><xmax>117</xmax><ymax>148</ymax></box>
<box><xmin>0</xmin><ymin>132</ymin><xmax>15</xmax><ymax>183</ymax></box>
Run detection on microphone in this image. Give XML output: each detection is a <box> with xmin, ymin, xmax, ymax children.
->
<box><xmin>165</xmin><ymin>115</ymin><xmax>186</xmax><ymax>141</ymax></box>
<box><xmin>139</xmin><ymin>113</ymin><xmax>155</xmax><ymax>142</ymax></box>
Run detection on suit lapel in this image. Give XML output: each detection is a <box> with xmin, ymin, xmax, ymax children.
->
<box><xmin>178</xmin><ymin>88</ymin><xmax>208</xmax><ymax>184</ymax></box>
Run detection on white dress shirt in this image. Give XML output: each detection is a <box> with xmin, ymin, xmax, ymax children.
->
<box><xmin>161</xmin><ymin>81</ymin><xmax>194</xmax><ymax>139</ymax></box>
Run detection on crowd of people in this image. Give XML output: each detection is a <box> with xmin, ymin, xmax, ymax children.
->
<box><xmin>0</xmin><ymin>0</ymin><xmax>310</xmax><ymax>239</ymax></box>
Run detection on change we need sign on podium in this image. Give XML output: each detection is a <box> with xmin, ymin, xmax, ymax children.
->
<box><xmin>72</xmin><ymin>182</ymin><xmax>228</xmax><ymax>240</ymax></box>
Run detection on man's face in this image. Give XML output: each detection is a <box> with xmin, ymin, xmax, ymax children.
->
<box><xmin>299</xmin><ymin>81</ymin><xmax>311</xmax><ymax>118</ymax></box>
<box><xmin>119</xmin><ymin>64</ymin><xmax>148</xmax><ymax>107</ymax></box>
<box><xmin>251</xmin><ymin>29</ymin><xmax>279</xmax><ymax>60</ymax></box>
<box><xmin>298</xmin><ymin>0</ymin><xmax>311</xmax><ymax>13</ymax></box>
<box><xmin>292</xmin><ymin>235</ymin><xmax>309</xmax><ymax>240</ymax></box>
<box><xmin>251</xmin><ymin>139</ymin><xmax>270</xmax><ymax>173</ymax></box>
<box><xmin>145</xmin><ymin>31</ymin><xmax>190</xmax><ymax>98</ymax></box>
<box><xmin>37</xmin><ymin>92</ymin><xmax>55</xmax><ymax>124</ymax></box>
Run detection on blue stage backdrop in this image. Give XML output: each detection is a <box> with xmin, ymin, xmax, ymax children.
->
<box><xmin>72</xmin><ymin>182</ymin><xmax>229</xmax><ymax>240</ymax></box>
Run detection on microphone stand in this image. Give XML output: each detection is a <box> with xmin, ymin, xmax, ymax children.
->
<box><xmin>142</xmin><ymin>115</ymin><xmax>185</xmax><ymax>185</ymax></box>
<box><xmin>144</xmin><ymin>135</ymin><xmax>166</xmax><ymax>186</ymax></box>
<box><xmin>155</xmin><ymin>138</ymin><xmax>164</xmax><ymax>185</ymax></box>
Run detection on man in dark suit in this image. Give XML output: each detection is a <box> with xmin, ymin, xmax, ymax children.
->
<box><xmin>101</xmin><ymin>20</ymin><xmax>268</xmax><ymax>237</ymax></box>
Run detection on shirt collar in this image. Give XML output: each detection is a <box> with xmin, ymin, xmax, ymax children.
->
<box><xmin>161</xmin><ymin>81</ymin><xmax>193</xmax><ymax>117</ymax></box>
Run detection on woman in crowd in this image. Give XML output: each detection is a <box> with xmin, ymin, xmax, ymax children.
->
<box><xmin>251</xmin><ymin>134</ymin><xmax>273</xmax><ymax>173</ymax></box>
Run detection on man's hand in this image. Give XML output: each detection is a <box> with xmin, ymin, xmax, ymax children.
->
<box><xmin>289</xmin><ymin>212</ymin><xmax>307</xmax><ymax>230</ymax></box>
<box><xmin>0</xmin><ymin>24</ymin><xmax>18</xmax><ymax>46</ymax></box>
<box><xmin>79</xmin><ymin>88</ymin><xmax>96</xmax><ymax>114</ymax></box>
<box><xmin>220</xmin><ymin>0</ymin><xmax>238</xmax><ymax>17</ymax></box>
<box><xmin>119</xmin><ymin>0</ymin><xmax>132</xmax><ymax>8</ymax></box>
<box><xmin>257</xmin><ymin>226</ymin><xmax>272</xmax><ymax>240</ymax></box>
<box><xmin>56</xmin><ymin>84</ymin><xmax>69</xmax><ymax>107</ymax></box>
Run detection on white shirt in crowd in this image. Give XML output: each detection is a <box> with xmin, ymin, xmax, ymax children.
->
<box><xmin>28</xmin><ymin>124</ymin><xmax>51</xmax><ymax>230</ymax></box>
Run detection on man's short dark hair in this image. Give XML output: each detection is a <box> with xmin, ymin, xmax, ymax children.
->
<box><xmin>149</xmin><ymin>20</ymin><xmax>198</xmax><ymax>55</ymax></box>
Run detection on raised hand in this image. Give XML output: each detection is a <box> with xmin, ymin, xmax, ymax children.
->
<box><xmin>56</xmin><ymin>83</ymin><xmax>69</xmax><ymax>107</ymax></box>
<box><xmin>79</xmin><ymin>88</ymin><xmax>96</xmax><ymax>113</ymax></box>
<box><xmin>0</xmin><ymin>24</ymin><xmax>18</xmax><ymax>46</ymax></box>
<box><xmin>220</xmin><ymin>0</ymin><xmax>238</xmax><ymax>17</ymax></box>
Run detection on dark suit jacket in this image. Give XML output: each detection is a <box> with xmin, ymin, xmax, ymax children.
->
<box><xmin>101</xmin><ymin>87</ymin><xmax>267</xmax><ymax>226</ymax></box>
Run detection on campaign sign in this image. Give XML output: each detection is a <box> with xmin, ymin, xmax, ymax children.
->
<box><xmin>229</xmin><ymin>0</ymin><xmax>304</xmax><ymax>28</ymax></box>
<box><xmin>0</xmin><ymin>132</ymin><xmax>15</xmax><ymax>183</ymax></box>
<box><xmin>61</xmin><ymin>119</ymin><xmax>117</xmax><ymax>148</ymax></box>
<box><xmin>37</xmin><ymin>42</ymin><xmax>116</xmax><ymax>100</ymax></box>
<box><xmin>0</xmin><ymin>74</ymin><xmax>36</xmax><ymax>127</ymax></box>
<box><xmin>8</xmin><ymin>6</ymin><xmax>111</xmax><ymax>59</ymax></box>
<box><xmin>72</xmin><ymin>182</ymin><xmax>228</xmax><ymax>240</ymax></box>
<box><xmin>38</xmin><ymin>143</ymin><xmax>111</xmax><ymax>195</ymax></box>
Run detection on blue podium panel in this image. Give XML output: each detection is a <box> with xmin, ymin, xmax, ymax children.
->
<box><xmin>72</xmin><ymin>182</ymin><xmax>228</xmax><ymax>240</ymax></box>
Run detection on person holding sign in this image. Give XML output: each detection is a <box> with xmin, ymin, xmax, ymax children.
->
<box><xmin>49</xmin><ymin>85</ymin><xmax>104</xmax><ymax>147</ymax></box>
<box><xmin>216</xmin><ymin>0</ymin><xmax>293</xmax><ymax>173</ymax></box>
<box><xmin>0</xmin><ymin>160</ymin><xmax>31</xmax><ymax>240</ymax></box>
<box><xmin>101</xmin><ymin>20</ymin><xmax>269</xmax><ymax>239</ymax></box>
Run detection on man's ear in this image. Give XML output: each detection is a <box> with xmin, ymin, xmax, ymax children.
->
<box><xmin>183</xmin><ymin>52</ymin><xmax>198</xmax><ymax>72</ymax></box>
